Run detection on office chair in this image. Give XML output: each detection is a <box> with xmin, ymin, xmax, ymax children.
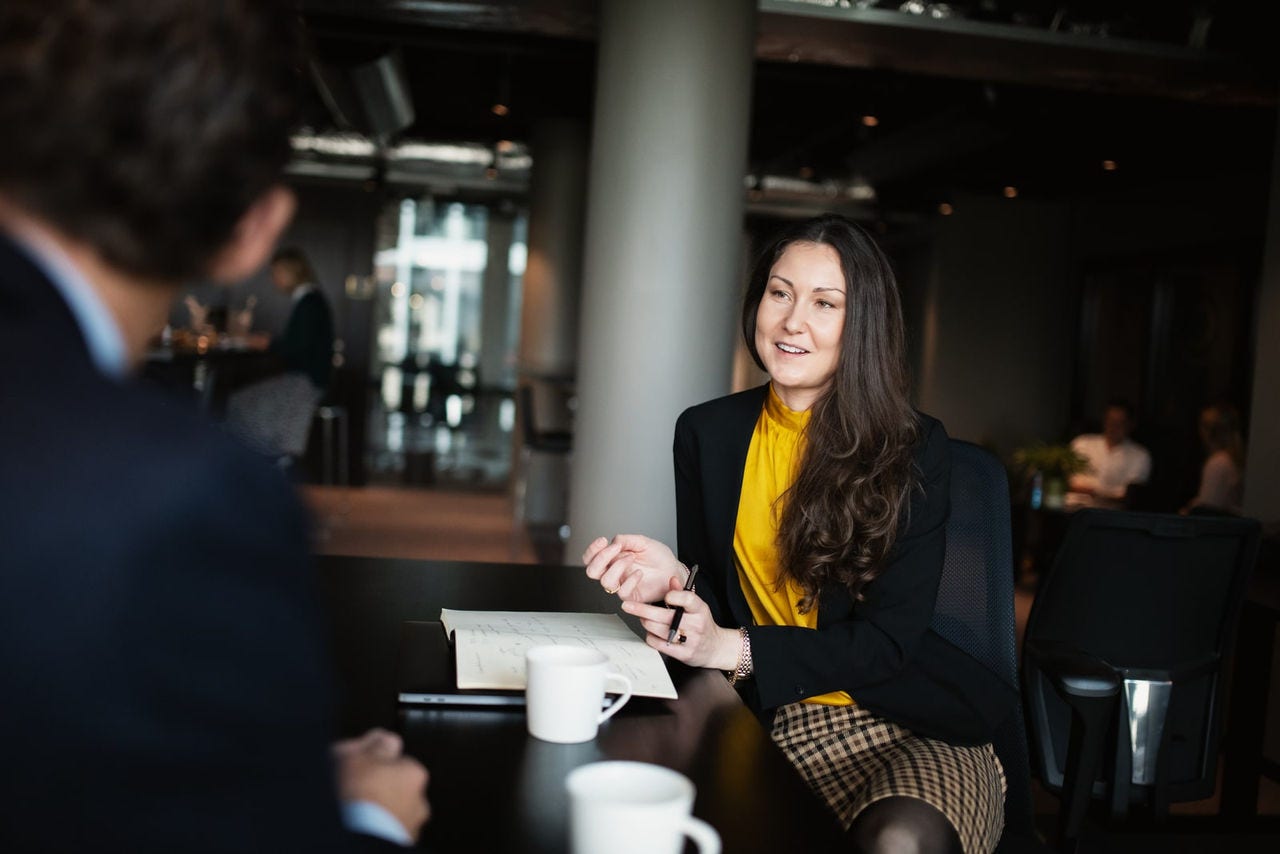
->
<box><xmin>225</xmin><ymin>371</ymin><xmax>322</xmax><ymax>464</ymax></box>
<box><xmin>518</xmin><ymin>383</ymin><xmax>572</xmax><ymax>454</ymax></box>
<box><xmin>1021</xmin><ymin>510</ymin><xmax>1260</xmax><ymax>852</ymax></box>
<box><xmin>933</xmin><ymin>440</ymin><xmax>1045</xmax><ymax>853</ymax></box>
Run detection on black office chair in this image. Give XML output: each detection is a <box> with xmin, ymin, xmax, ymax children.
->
<box><xmin>518</xmin><ymin>383</ymin><xmax>572</xmax><ymax>454</ymax></box>
<box><xmin>1021</xmin><ymin>510</ymin><xmax>1260</xmax><ymax>852</ymax></box>
<box><xmin>932</xmin><ymin>440</ymin><xmax>1045</xmax><ymax>853</ymax></box>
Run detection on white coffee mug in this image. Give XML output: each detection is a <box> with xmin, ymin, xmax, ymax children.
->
<box><xmin>526</xmin><ymin>646</ymin><xmax>632</xmax><ymax>743</ymax></box>
<box><xmin>566</xmin><ymin>761</ymin><xmax>721</xmax><ymax>854</ymax></box>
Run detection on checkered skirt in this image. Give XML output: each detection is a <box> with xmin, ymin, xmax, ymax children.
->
<box><xmin>770</xmin><ymin>702</ymin><xmax>1006</xmax><ymax>854</ymax></box>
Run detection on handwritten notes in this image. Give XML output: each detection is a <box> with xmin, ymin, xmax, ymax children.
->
<box><xmin>440</xmin><ymin>609</ymin><xmax>678</xmax><ymax>700</ymax></box>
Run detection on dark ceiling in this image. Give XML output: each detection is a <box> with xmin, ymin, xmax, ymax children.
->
<box><xmin>299</xmin><ymin>0</ymin><xmax>1280</xmax><ymax>217</ymax></box>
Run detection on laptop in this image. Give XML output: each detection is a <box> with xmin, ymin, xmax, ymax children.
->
<box><xmin>396</xmin><ymin>620</ymin><xmax>526</xmax><ymax>707</ymax></box>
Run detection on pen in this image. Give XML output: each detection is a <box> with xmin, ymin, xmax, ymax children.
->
<box><xmin>666</xmin><ymin>564</ymin><xmax>700</xmax><ymax>644</ymax></box>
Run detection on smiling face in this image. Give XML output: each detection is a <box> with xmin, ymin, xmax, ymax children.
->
<box><xmin>753</xmin><ymin>241</ymin><xmax>847</xmax><ymax>411</ymax></box>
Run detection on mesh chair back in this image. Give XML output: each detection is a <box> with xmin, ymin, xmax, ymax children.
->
<box><xmin>931</xmin><ymin>440</ymin><xmax>1036</xmax><ymax>844</ymax></box>
<box><xmin>1024</xmin><ymin>510</ymin><xmax>1259</xmax><ymax>801</ymax></box>
<box><xmin>225</xmin><ymin>372</ymin><xmax>322</xmax><ymax>459</ymax></box>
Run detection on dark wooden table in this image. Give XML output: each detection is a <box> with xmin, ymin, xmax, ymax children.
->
<box><xmin>317</xmin><ymin>555</ymin><xmax>845</xmax><ymax>853</ymax></box>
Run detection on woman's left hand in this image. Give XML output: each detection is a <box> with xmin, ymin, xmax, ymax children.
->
<box><xmin>621</xmin><ymin>577</ymin><xmax>742</xmax><ymax>672</ymax></box>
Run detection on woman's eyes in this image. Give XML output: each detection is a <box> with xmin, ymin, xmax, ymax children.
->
<box><xmin>767</xmin><ymin>288</ymin><xmax>841</xmax><ymax>310</ymax></box>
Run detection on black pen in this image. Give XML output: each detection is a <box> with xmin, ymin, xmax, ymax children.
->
<box><xmin>666</xmin><ymin>564</ymin><xmax>700</xmax><ymax>644</ymax></box>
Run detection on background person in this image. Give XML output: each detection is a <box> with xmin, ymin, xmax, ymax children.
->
<box><xmin>1067</xmin><ymin>399</ymin><xmax>1151</xmax><ymax>508</ymax></box>
<box><xmin>0</xmin><ymin>2</ymin><xmax>427</xmax><ymax>850</ymax></box>
<box><xmin>584</xmin><ymin>214</ymin><xmax>1012</xmax><ymax>854</ymax></box>
<box><xmin>1182</xmin><ymin>403</ymin><xmax>1245</xmax><ymax>515</ymax></box>
<box><xmin>258</xmin><ymin>245</ymin><xmax>335</xmax><ymax>392</ymax></box>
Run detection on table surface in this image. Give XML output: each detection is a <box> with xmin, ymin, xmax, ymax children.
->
<box><xmin>317</xmin><ymin>555</ymin><xmax>845</xmax><ymax>853</ymax></box>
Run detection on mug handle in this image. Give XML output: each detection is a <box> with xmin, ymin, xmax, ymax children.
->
<box><xmin>596</xmin><ymin>672</ymin><xmax>632</xmax><ymax>723</ymax></box>
<box><xmin>680</xmin><ymin>816</ymin><xmax>721</xmax><ymax>854</ymax></box>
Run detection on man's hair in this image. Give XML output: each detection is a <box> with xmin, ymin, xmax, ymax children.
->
<box><xmin>0</xmin><ymin>0</ymin><xmax>302</xmax><ymax>281</ymax></box>
<box><xmin>1104</xmin><ymin>398</ymin><xmax>1135</xmax><ymax>421</ymax></box>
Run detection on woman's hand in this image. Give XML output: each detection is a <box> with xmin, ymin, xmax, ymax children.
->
<box><xmin>582</xmin><ymin>534</ymin><xmax>687</xmax><ymax>603</ymax></box>
<box><xmin>621</xmin><ymin>577</ymin><xmax>742</xmax><ymax>672</ymax></box>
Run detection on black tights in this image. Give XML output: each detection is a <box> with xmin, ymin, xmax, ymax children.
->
<box><xmin>847</xmin><ymin>796</ymin><xmax>963</xmax><ymax>854</ymax></box>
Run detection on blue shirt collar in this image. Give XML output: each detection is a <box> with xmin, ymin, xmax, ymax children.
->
<box><xmin>9</xmin><ymin>227</ymin><xmax>129</xmax><ymax>380</ymax></box>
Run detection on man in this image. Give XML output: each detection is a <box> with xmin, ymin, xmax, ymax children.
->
<box><xmin>1067</xmin><ymin>400</ymin><xmax>1152</xmax><ymax>508</ymax></box>
<box><xmin>0</xmin><ymin>3</ymin><xmax>427</xmax><ymax>851</ymax></box>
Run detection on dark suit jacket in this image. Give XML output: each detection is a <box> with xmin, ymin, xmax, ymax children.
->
<box><xmin>271</xmin><ymin>287</ymin><xmax>334</xmax><ymax>391</ymax></box>
<box><xmin>674</xmin><ymin>385</ymin><xmax>1015</xmax><ymax>745</ymax></box>
<box><xmin>0</xmin><ymin>234</ymin><xmax>395</xmax><ymax>852</ymax></box>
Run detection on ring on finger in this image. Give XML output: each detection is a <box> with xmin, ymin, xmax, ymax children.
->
<box><xmin>604</xmin><ymin>586</ymin><xmax>619</xmax><ymax>595</ymax></box>
<box><xmin>677</xmin><ymin>632</ymin><xmax>688</xmax><ymax>644</ymax></box>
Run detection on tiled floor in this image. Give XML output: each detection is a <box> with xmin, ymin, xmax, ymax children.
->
<box><xmin>303</xmin><ymin>482</ymin><xmax>1280</xmax><ymax>848</ymax></box>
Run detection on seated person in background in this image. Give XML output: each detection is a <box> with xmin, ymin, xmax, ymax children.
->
<box><xmin>1183</xmin><ymin>403</ymin><xmax>1245</xmax><ymax>515</ymax></box>
<box><xmin>1067</xmin><ymin>399</ymin><xmax>1151</xmax><ymax>508</ymax></box>
<box><xmin>263</xmin><ymin>246</ymin><xmax>334</xmax><ymax>392</ymax></box>
<box><xmin>0</xmin><ymin>2</ymin><xmax>427</xmax><ymax>850</ymax></box>
<box><xmin>585</xmin><ymin>214</ymin><xmax>1012</xmax><ymax>854</ymax></box>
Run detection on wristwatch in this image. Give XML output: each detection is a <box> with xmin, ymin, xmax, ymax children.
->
<box><xmin>727</xmin><ymin>627</ymin><xmax>753</xmax><ymax>686</ymax></box>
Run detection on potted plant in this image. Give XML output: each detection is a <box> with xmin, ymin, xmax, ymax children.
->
<box><xmin>1013</xmin><ymin>443</ymin><xmax>1089</xmax><ymax>509</ymax></box>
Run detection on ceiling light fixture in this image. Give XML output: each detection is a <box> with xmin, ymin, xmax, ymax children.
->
<box><xmin>1003</xmin><ymin>186</ymin><xmax>1018</xmax><ymax>198</ymax></box>
<box><xmin>492</xmin><ymin>61</ymin><xmax>511</xmax><ymax>117</ymax></box>
<box><xmin>1102</xmin><ymin>159</ymin><xmax>1118</xmax><ymax>171</ymax></box>
<box><xmin>938</xmin><ymin>203</ymin><xmax>954</xmax><ymax>215</ymax></box>
<box><xmin>862</xmin><ymin>115</ymin><xmax>880</xmax><ymax>128</ymax></box>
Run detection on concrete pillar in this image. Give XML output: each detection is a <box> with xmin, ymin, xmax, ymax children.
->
<box><xmin>1243</xmin><ymin>107</ymin><xmax>1280</xmax><ymax>523</ymax></box>
<box><xmin>518</xmin><ymin>120</ymin><xmax>589</xmax><ymax>384</ymax></box>
<box><xmin>516</xmin><ymin>121</ymin><xmax>588</xmax><ymax>527</ymax></box>
<box><xmin>478</xmin><ymin>210</ymin><xmax>516</xmax><ymax>389</ymax></box>
<box><xmin>566</xmin><ymin>0</ymin><xmax>756</xmax><ymax>558</ymax></box>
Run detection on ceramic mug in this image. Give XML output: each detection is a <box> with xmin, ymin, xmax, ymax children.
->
<box><xmin>525</xmin><ymin>646</ymin><xmax>632</xmax><ymax>743</ymax></box>
<box><xmin>566</xmin><ymin>761</ymin><xmax>721</xmax><ymax>854</ymax></box>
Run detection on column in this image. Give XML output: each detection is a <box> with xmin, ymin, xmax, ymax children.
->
<box><xmin>566</xmin><ymin>0</ymin><xmax>757</xmax><ymax>557</ymax></box>
<box><xmin>518</xmin><ymin>120</ymin><xmax>589</xmax><ymax>384</ymax></box>
<box><xmin>1243</xmin><ymin>107</ymin><xmax>1280</xmax><ymax>523</ymax></box>
<box><xmin>516</xmin><ymin>120</ymin><xmax>589</xmax><ymax>527</ymax></box>
<box><xmin>478</xmin><ymin>210</ymin><xmax>515</xmax><ymax>389</ymax></box>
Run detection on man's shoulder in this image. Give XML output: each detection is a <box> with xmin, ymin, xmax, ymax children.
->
<box><xmin>5</xmin><ymin>366</ymin><xmax>298</xmax><ymax>521</ymax></box>
<box><xmin>1124</xmin><ymin>439</ymin><xmax>1151</xmax><ymax>456</ymax></box>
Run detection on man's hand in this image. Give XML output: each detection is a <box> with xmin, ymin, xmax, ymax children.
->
<box><xmin>334</xmin><ymin>728</ymin><xmax>431</xmax><ymax>843</ymax></box>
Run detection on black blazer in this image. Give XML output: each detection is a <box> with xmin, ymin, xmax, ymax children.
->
<box><xmin>271</xmin><ymin>287</ymin><xmax>334</xmax><ymax>391</ymax></box>
<box><xmin>674</xmin><ymin>385</ymin><xmax>1015</xmax><ymax>745</ymax></box>
<box><xmin>0</xmin><ymin>234</ymin><xmax>395</xmax><ymax>852</ymax></box>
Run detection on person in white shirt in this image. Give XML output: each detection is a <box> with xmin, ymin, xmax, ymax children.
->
<box><xmin>1183</xmin><ymin>404</ymin><xmax>1245</xmax><ymax>515</ymax></box>
<box><xmin>1068</xmin><ymin>400</ymin><xmax>1152</xmax><ymax>509</ymax></box>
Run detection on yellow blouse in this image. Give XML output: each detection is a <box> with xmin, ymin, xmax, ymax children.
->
<box><xmin>733</xmin><ymin>385</ymin><xmax>852</xmax><ymax>706</ymax></box>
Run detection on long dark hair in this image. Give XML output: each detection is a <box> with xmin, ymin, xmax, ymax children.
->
<box><xmin>742</xmin><ymin>214</ymin><xmax>920</xmax><ymax>610</ymax></box>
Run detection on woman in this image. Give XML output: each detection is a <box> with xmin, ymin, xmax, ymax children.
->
<box><xmin>267</xmin><ymin>246</ymin><xmax>333</xmax><ymax>391</ymax></box>
<box><xmin>1183</xmin><ymin>403</ymin><xmax>1245</xmax><ymax>515</ymax></box>
<box><xmin>583</xmin><ymin>214</ymin><xmax>1011</xmax><ymax>853</ymax></box>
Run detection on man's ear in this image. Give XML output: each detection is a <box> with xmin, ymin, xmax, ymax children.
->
<box><xmin>206</xmin><ymin>185</ymin><xmax>297</xmax><ymax>283</ymax></box>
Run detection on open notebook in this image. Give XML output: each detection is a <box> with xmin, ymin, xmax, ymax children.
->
<box><xmin>397</xmin><ymin>610</ymin><xmax>678</xmax><ymax>707</ymax></box>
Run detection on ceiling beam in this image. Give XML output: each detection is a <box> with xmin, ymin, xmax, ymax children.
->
<box><xmin>303</xmin><ymin>0</ymin><xmax>1276</xmax><ymax>106</ymax></box>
